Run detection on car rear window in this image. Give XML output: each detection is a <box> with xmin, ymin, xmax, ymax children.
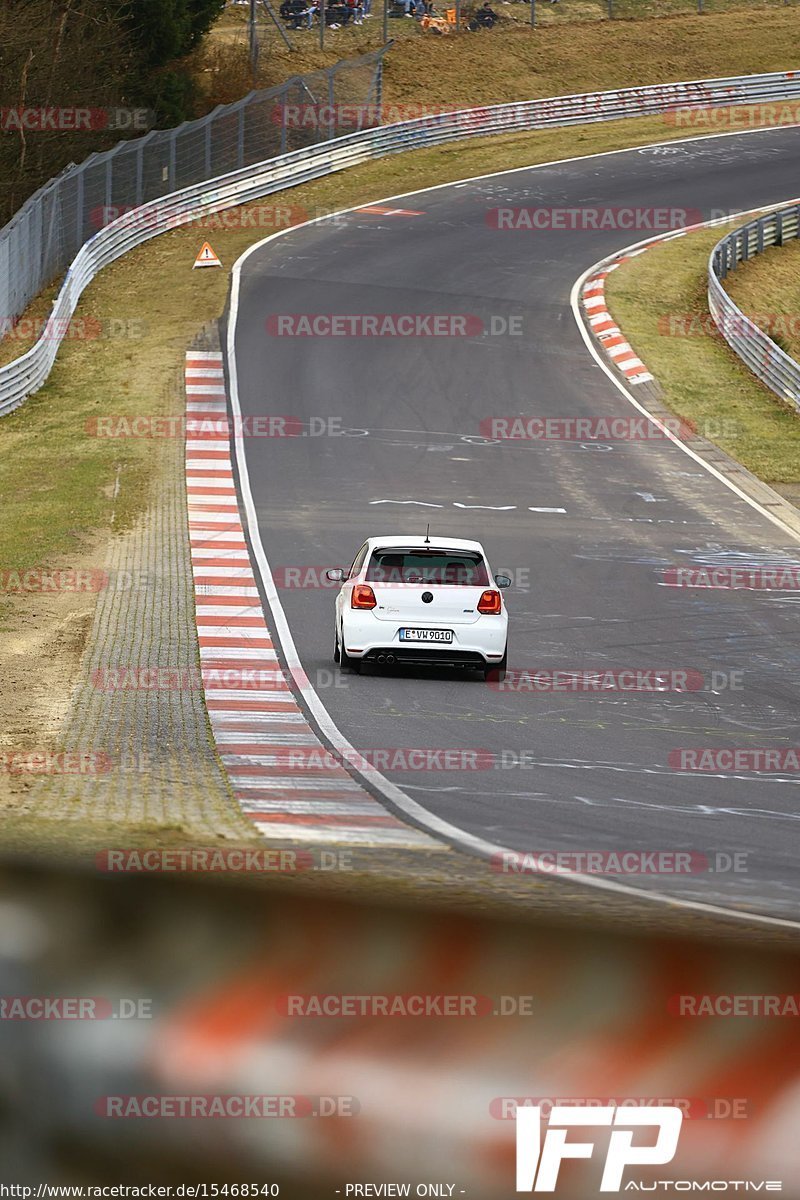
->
<box><xmin>365</xmin><ymin>550</ymin><xmax>489</xmax><ymax>586</ymax></box>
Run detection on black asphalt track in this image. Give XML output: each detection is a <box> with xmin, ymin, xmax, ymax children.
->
<box><xmin>229</xmin><ymin>127</ymin><xmax>800</xmax><ymax>920</ymax></box>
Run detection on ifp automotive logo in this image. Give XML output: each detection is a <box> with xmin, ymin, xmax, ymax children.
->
<box><xmin>516</xmin><ymin>1105</ymin><xmax>682</xmax><ymax>1192</ymax></box>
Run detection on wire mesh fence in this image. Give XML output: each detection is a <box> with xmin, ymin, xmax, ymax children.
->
<box><xmin>0</xmin><ymin>47</ymin><xmax>388</xmax><ymax>330</ymax></box>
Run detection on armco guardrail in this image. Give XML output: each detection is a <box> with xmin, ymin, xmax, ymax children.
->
<box><xmin>709</xmin><ymin>202</ymin><xmax>800</xmax><ymax>413</ymax></box>
<box><xmin>4</xmin><ymin>68</ymin><xmax>800</xmax><ymax>418</ymax></box>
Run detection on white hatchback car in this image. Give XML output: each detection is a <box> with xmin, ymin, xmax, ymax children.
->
<box><xmin>326</xmin><ymin>535</ymin><xmax>509</xmax><ymax>678</ymax></box>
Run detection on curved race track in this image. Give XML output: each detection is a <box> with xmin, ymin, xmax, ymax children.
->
<box><xmin>226</xmin><ymin>126</ymin><xmax>800</xmax><ymax>922</ymax></box>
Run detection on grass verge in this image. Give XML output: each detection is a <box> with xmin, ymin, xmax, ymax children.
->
<box><xmin>204</xmin><ymin>5</ymin><xmax>800</xmax><ymax>104</ymax></box>
<box><xmin>604</xmin><ymin>223</ymin><xmax>800</xmax><ymax>491</ymax></box>
<box><xmin>724</xmin><ymin>236</ymin><xmax>800</xmax><ymax>363</ymax></box>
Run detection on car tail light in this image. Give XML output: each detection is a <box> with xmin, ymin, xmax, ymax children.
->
<box><xmin>351</xmin><ymin>584</ymin><xmax>377</xmax><ymax>610</ymax></box>
<box><xmin>477</xmin><ymin>589</ymin><xmax>502</xmax><ymax>615</ymax></box>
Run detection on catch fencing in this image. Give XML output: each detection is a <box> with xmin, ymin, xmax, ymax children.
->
<box><xmin>0</xmin><ymin>47</ymin><xmax>387</xmax><ymax>342</ymax></box>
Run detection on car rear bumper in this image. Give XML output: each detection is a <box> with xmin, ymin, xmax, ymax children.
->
<box><xmin>341</xmin><ymin>611</ymin><xmax>507</xmax><ymax>664</ymax></box>
<box><xmin>362</xmin><ymin>648</ymin><xmax>489</xmax><ymax>668</ymax></box>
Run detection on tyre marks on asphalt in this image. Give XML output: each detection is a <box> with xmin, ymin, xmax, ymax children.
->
<box><xmin>185</xmin><ymin>351</ymin><xmax>438</xmax><ymax>849</ymax></box>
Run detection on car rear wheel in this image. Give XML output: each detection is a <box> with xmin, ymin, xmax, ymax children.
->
<box><xmin>338</xmin><ymin>624</ymin><xmax>361</xmax><ymax>673</ymax></box>
<box><xmin>483</xmin><ymin>644</ymin><xmax>507</xmax><ymax>682</ymax></box>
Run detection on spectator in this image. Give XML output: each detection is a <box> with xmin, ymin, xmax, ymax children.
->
<box><xmin>326</xmin><ymin>1</ymin><xmax>352</xmax><ymax>23</ymax></box>
<box><xmin>287</xmin><ymin>0</ymin><xmax>315</xmax><ymax>26</ymax></box>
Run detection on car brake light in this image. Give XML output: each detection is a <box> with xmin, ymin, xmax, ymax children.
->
<box><xmin>477</xmin><ymin>589</ymin><xmax>502</xmax><ymax>615</ymax></box>
<box><xmin>351</xmin><ymin>584</ymin><xmax>377</xmax><ymax>610</ymax></box>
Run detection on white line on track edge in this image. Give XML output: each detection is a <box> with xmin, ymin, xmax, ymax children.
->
<box><xmin>226</xmin><ymin>131</ymin><xmax>800</xmax><ymax>932</ymax></box>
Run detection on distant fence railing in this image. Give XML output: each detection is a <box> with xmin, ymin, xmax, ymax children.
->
<box><xmin>709</xmin><ymin>202</ymin><xmax>800</xmax><ymax>413</ymax></box>
<box><xmin>4</xmin><ymin>66</ymin><xmax>800</xmax><ymax>416</ymax></box>
<box><xmin>0</xmin><ymin>47</ymin><xmax>388</xmax><ymax>335</ymax></box>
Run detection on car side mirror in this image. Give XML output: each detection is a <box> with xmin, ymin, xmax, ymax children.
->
<box><xmin>326</xmin><ymin>568</ymin><xmax>346</xmax><ymax>582</ymax></box>
<box><xmin>494</xmin><ymin>574</ymin><xmax>512</xmax><ymax>589</ymax></box>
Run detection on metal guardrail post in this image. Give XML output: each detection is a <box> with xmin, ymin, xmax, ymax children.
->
<box><xmin>238</xmin><ymin>106</ymin><xmax>246</xmax><ymax>170</ymax></box>
<box><xmin>280</xmin><ymin>89</ymin><xmax>288</xmax><ymax>155</ymax></box>
<box><xmin>375</xmin><ymin>51</ymin><xmax>384</xmax><ymax>117</ymax></box>
<box><xmin>328</xmin><ymin>68</ymin><xmax>337</xmax><ymax>140</ymax></box>
<box><xmin>168</xmin><ymin>128</ymin><xmax>177</xmax><ymax>192</ymax></box>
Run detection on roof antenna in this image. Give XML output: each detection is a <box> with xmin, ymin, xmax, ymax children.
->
<box><xmin>424</xmin><ymin>523</ymin><xmax>431</xmax><ymax>545</ymax></box>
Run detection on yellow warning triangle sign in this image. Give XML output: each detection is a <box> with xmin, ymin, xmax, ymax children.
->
<box><xmin>192</xmin><ymin>242</ymin><xmax>222</xmax><ymax>269</ymax></box>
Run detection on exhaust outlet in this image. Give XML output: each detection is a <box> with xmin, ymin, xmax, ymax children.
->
<box><xmin>385</xmin><ymin>654</ymin><xmax>396</xmax><ymax>665</ymax></box>
<box><xmin>377</xmin><ymin>654</ymin><xmax>386</xmax><ymax>664</ymax></box>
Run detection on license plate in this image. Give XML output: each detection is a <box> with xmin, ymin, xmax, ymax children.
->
<box><xmin>399</xmin><ymin>628</ymin><xmax>453</xmax><ymax>643</ymax></box>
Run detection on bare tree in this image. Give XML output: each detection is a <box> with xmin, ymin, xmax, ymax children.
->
<box><xmin>0</xmin><ymin>0</ymin><xmax>134</xmax><ymax>223</ymax></box>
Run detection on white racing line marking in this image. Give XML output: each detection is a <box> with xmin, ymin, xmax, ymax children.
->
<box><xmin>228</xmin><ymin>127</ymin><xmax>800</xmax><ymax>930</ymax></box>
<box><xmin>453</xmin><ymin>502</ymin><xmax>517</xmax><ymax>511</ymax></box>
